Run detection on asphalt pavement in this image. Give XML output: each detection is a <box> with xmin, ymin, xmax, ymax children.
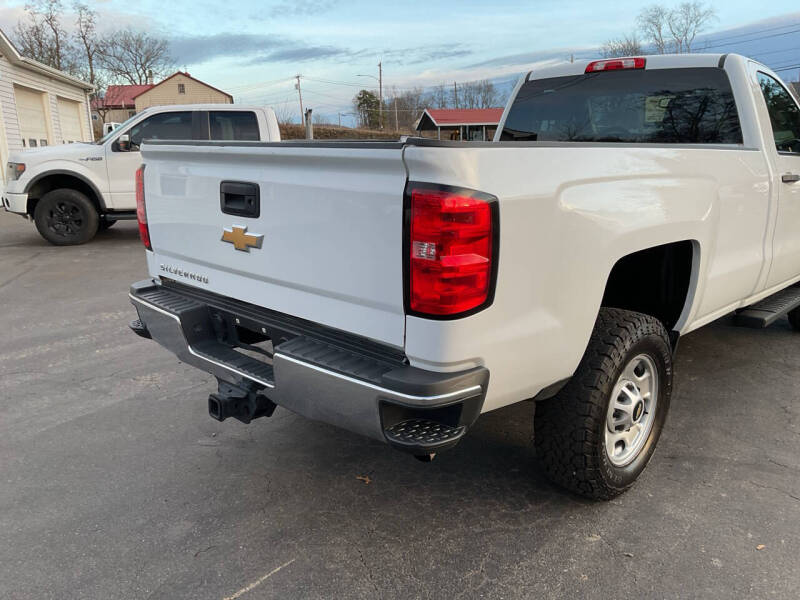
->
<box><xmin>1</xmin><ymin>209</ymin><xmax>799</xmax><ymax>599</ymax></box>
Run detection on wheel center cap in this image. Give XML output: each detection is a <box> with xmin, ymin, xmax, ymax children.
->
<box><xmin>632</xmin><ymin>400</ymin><xmax>644</xmax><ymax>422</ymax></box>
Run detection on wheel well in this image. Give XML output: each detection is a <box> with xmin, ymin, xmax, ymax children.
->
<box><xmin>26</xmin><ymin>173</ymin><xmax>102</xmax><ymax>215</ymax></box>
<box><xmin>601</xmin><ymin>241</ymin><xmax>694</xmax><ymax>332</ymax></box>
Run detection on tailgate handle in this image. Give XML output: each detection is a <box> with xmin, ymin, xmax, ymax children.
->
<box><xmin>220</xmin><ymin>181</ymin><xmax>260</xmax><ymax>218</ymax></box>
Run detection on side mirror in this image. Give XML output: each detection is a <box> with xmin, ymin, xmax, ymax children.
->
<box><xmin>117</xmin><ymin>134</ymin><xmax>130</xmax><ymax>152</ymax></box>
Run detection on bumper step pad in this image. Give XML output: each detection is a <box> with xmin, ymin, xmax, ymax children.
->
<box><xmin>129</xmin><ymin>318</ymin><xmax>150</xmax><ymax>339</ymax></box>
<box><xmin>384</xmin><ymin>419</ymin><xmax>466</xmax><ymax>453</ymax></box>
<box><xmin>192</xmin><ymin>341</ymin><xmax>275</xmax><ymax>386</ymax></box>
<box><xmin>735</xmin><ymin>284</ymin><xmax>800</xmax><ymax>328</ymax></box>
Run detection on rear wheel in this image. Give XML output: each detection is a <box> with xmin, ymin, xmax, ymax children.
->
<box><xmin>34</xmin><ymin>189</ymin><xmax>99</xmax><ymax>245</ymax></box>
<box><xmin>788</xmin><ymin>307</ymin><xmax>800</xmax><ymax>331</ymax></box>
<box><xmin>534</xmin><ymin>308</ymin><xmax>673</xmax><ymax>500</ymax></box>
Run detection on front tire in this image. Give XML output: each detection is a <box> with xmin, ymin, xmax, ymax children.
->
<box><xmin>534</xmin><ymin>308</ymin><xmax>673</xmax><ymax>500</ymax></box>
<box><xmin>34</xmin><ymin>189</ymin><xmax>99</xmax><ymax>246</ymax></box>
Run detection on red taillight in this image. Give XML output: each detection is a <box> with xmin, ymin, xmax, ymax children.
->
<box><xmin>135</xmin><ymin>164</ymin><xmax>151</xmax><ymax>250</ymax></box>
<box><xmin>585</xmin><ymin>57</ymin><xmax>645</xmax><ymax>73</ymax></box>
<box><xmin>407</xmin><ymin>185</ymin><xmax>496</xmax><ymax>317</ymax></box>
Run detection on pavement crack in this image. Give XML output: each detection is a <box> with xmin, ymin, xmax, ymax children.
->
<box><xmin>747</xmin><ymin>480</ymin><xmax>800</xmax><ymax>503</ymax></box>
<box><xmin>0</xmin><ymin>251</ymin><xmax>42</xmax><ymax>292</ymax></box>
<box><xmin>193</xmin><ymin>545</ymin><xmax>217</xmax><ymax>557</ymax></box>
<box><xmin>356</xmin><ymin>547</ymin><xmax>379</xmax><ymax>593</ymax></box>
<box><xmin>768</xmin><ymin>458</ymin><xmax>798</xmax><ymax>471</ymax></box>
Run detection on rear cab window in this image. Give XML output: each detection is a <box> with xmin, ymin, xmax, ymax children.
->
<box><xmin>209</xmin><ymin>111</ymin><xmax>260</xmax><ymax>141</ymax></box>
<box><xmin>501</xmin><ymin>67</ymin><xmax>743</xmax><ymax>144</ymax></box>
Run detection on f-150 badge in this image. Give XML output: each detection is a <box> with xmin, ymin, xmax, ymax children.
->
<box><xmin>221</xmin><ymin>225</ymin><xmax>263</xmax><ymax>252</ymax></box>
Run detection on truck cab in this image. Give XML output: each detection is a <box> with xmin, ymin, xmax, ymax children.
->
<box><xmin>2</xmin><ymin>104</ymin><xmax>281</xmax><ymax>245</ymax></box>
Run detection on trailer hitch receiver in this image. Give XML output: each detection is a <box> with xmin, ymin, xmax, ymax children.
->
<box><xmin>208</xmin><ymin>379</ymin><xmax>276</xmax><ymax>424</ymax></box>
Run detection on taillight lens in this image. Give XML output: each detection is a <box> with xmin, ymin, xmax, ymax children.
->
<box><xmin>585</xmin><ymin>57</ymin><xmax>645</xmax><ymax>73</ymax></box>
<box><xmin>135</xmin><ymin>164</ymin><xmax>151</xmax><ymax>250</ymax></box>
<box><xmin>407</xmin><ymin>184</ymin><xmax>497</xmax><ymax>317</ymax></box>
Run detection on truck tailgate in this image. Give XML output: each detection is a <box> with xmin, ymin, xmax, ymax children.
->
<box><xmin>140</xmin><ymin>142</ymin><xmax>408</xmax><ymax>347</ymax></box>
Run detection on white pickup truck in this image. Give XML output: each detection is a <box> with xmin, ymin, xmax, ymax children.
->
<box><xmin>129</xmin><ymin>54</ymin><xmax>800</xmax><ymax>499</ymax></box>
<box><xmin>2</xmin><ymin>104</ymin><xmax>280</xmax><ymax>245</ymax></box>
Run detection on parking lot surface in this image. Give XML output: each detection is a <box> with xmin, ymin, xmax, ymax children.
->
<box><xmin>1</xmin><ymin>210</ymin><xmax>799</xmax><ymax>599</ymax></box>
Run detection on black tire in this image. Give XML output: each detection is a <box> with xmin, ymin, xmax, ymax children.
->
<box><xmin>98</xmin><ymin>219</ymin><xmax>117</xmax><ymax>231</ymax></box>
<box><xmin>788</xmin><ymin>307</ymin><xmax>800</xmax><ymax>331</ymax></box>
<box><xmin>534</xmin><ymin>308</ymin><xmax>673</xmax><ymax>500</ymax></box>
<box><xmin>34</xmin><ymin>189</ymin><xmax>99</xmax><ymax>246</ymax></box>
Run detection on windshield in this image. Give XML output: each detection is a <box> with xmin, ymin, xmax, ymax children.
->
<box><xmin>96</xmin><ymin>113</ymin><xmax>140</xmax><ymax>144</ymax></box>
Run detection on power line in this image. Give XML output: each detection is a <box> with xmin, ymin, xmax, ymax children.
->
<box><xmin>751</xmin><ymin>46</ymin><xmax>800</xmax><ymax>59</ymax></box>
<box><xmin>226</xmin><ymin>76</ymin><xmax>295</xmax><ymax>93</ymax></box>
<box><xmin>698</xmin><ymin>21</ymin><xmax>800</xmax><ymax>47</ymax></box>
<box><xmin>771</xmin><ymin>58</ymin><xmax>800</xmax><ymax>68</ymax></box>
<box><xmin>700</xmin><ymin>27</ymin><xmax>800</xmax><ymax>50</ymax></box>
<box><xmin>301</xmin><ymin>88</ymin><xmax>353</xmax><ymax>103</ymax></box>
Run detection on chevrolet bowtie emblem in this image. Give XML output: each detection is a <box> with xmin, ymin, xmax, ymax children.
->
<box><xmin>221</xmin><ymin>225</ymin><xmax>264</xmax><ymax>252</ymax></box>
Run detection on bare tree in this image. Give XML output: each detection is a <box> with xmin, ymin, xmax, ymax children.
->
<box><xmin>379</xmin><ymin>86</ymin><xmax>427</xmax><ymax>132</ymax></box>
<box><xmin>429</xmin><ymin>83</ymin><xmax>449</xmax><ymax>109</ymax></box>
<box><xmin>92</xmin><ymin>94</ymin><xmax>112</xmax><ymax>126</ymax></box>
<box><xmin>14</xmin><ymin>0</ymin><xmax>77</xmax><ymax>73</ymax></box>
<box><xmin>637</xmin><ymin>2</ymin><xmax>716</xmax><ymax>54</ymax></box>
<box><xmin>272</xmin><ymin>101</ymin><xmax>296</xmax><ymax>125</ymax></box>
<box><xmin>457</xmin><ymin>80</ymin><xmax>498</xmax><ymax>109</ymax></box>
<box><xmin>668</xmin><ymin>1</ymin><xmax>716</xmax><ymax>53</ymax></box>
<box><xmin>601</xmin><ymin>34</ymin><xmax>643</xmax><ymax>58</ymax></box>
<box><xmin>97</xmin><ymin>29</ymin><xmax>173</xmax><ymax>85</ymax></box>
<box><xmin>637</xmin><ymin>5</ymin><xmax>671</xmax><ymax>53</ymax></box>
<box><xmin>41</xmin><ymin>0</ymin><xmax>70</xmax><ymax>70</ymax></box>
<box><xmin>475</xmin><ymin>79</ymin><xmax>498</xmax><ymax>108</ymax></box>
<box><xmin>72</xmin><ymin>2</ymin><xmax>102</xmax><ymax>86</ymax></box>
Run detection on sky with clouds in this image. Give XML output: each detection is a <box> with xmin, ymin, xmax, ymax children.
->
<box><xmin>0</xmin><ymin>0</ymin><xmax>798</xmax><ymax>124</ymax></box>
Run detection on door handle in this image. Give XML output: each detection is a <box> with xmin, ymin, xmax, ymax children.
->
<box><xmin>782</xmin><ymin>173</ymin><xmax>800</xmax><ymax>184</ymax></box>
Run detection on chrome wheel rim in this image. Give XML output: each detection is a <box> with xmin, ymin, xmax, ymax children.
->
<box><xmin>604</xmin><ymin>353</ymin><xmax>659</xmax><ymax>467</ymax></box>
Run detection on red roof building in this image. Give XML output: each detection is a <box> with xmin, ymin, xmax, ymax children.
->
<box><xmin>416</xmin><ymin>108</ymin><xmax>504</xmax><ymax>140</ymax></box>
<box><xmin>91</xmin><ymin>84</ymin><xmax>153</xmax><ymax>110</ymax></box>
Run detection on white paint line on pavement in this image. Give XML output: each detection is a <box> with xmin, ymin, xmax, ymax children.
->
<box><xmin>223</xmin><ymin>558</ymin><xmax>296</xmax><ymax>600</ymax></box>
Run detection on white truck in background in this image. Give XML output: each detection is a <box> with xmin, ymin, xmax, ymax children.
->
<box><xmin>129</xmin><ymin>54</ymin><xmax>800</xmax><ymax>499</ymax></box>
<box><xmin>102</xmin><ymin>122</ymin><xmax>122</xmax><ymax>136</ymax></box>
<box><xmin>2</xmin><ymin>105</ymin><xmax>280</xmax><ymax>245</ymax></box>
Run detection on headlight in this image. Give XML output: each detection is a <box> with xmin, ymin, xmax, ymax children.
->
<box><xmin>7</xmin><ymin>162</ymin><xmax>25</xmax><ymax>180</ymax></box>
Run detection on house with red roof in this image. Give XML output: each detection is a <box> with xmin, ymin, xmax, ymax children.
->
<box><xmin>415</xmin><ymin>107</ymin><xmax>504</xmax><ymax>141</ymax></box>
<box><xmin>91</xmin><ymin>83</ymin><xmax>153</xmax><ymax>125</ymax></box>
<box><xmin>133</xmin><ymin>72</ymin><xmax>232</xmax><ymax>111</ymax></box>
<box><xmin>92</xmin><ymin>72</ymin><xmax>233</xmax><ymax>134</ymax></box>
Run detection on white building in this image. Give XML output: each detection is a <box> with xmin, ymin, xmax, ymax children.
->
<box><xmin>0</xmin><ymin>29</ymin><xmax>94</xmax><ymax>182</ymax></box>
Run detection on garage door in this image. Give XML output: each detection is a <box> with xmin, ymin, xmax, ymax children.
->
<box><xmin>14</xmin><ymin>85</ymin><xmax>49</xmax><ymax>148</ymax></box>
<box><xmin>57</xmin><ymin>97</ymin><xmax>84</xmax><ymax>143</ymax></box>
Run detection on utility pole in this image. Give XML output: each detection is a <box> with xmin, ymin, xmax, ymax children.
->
<box><xmin>295</xmin><ymin>74</ymin><xmax>305</xmax><ymax>127</ymax></box>
<box><xmin>453</xmin><ymin>81</ymin><xmax>458</xmax><ymax>108</ymax></box>
<box><xmin>570</xmin><ymin>54</ymin><xmax>574</xmax><ymax>63</ymax></box>
<box><xmin>378</xmin><ymin>61</ymin><xmax>383</xmax><ymax>129</ymax></box>
<box><xmin>394</xmin><ymin>97</ymin><xmax>399</xmax><ymax>131</ymax></box>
